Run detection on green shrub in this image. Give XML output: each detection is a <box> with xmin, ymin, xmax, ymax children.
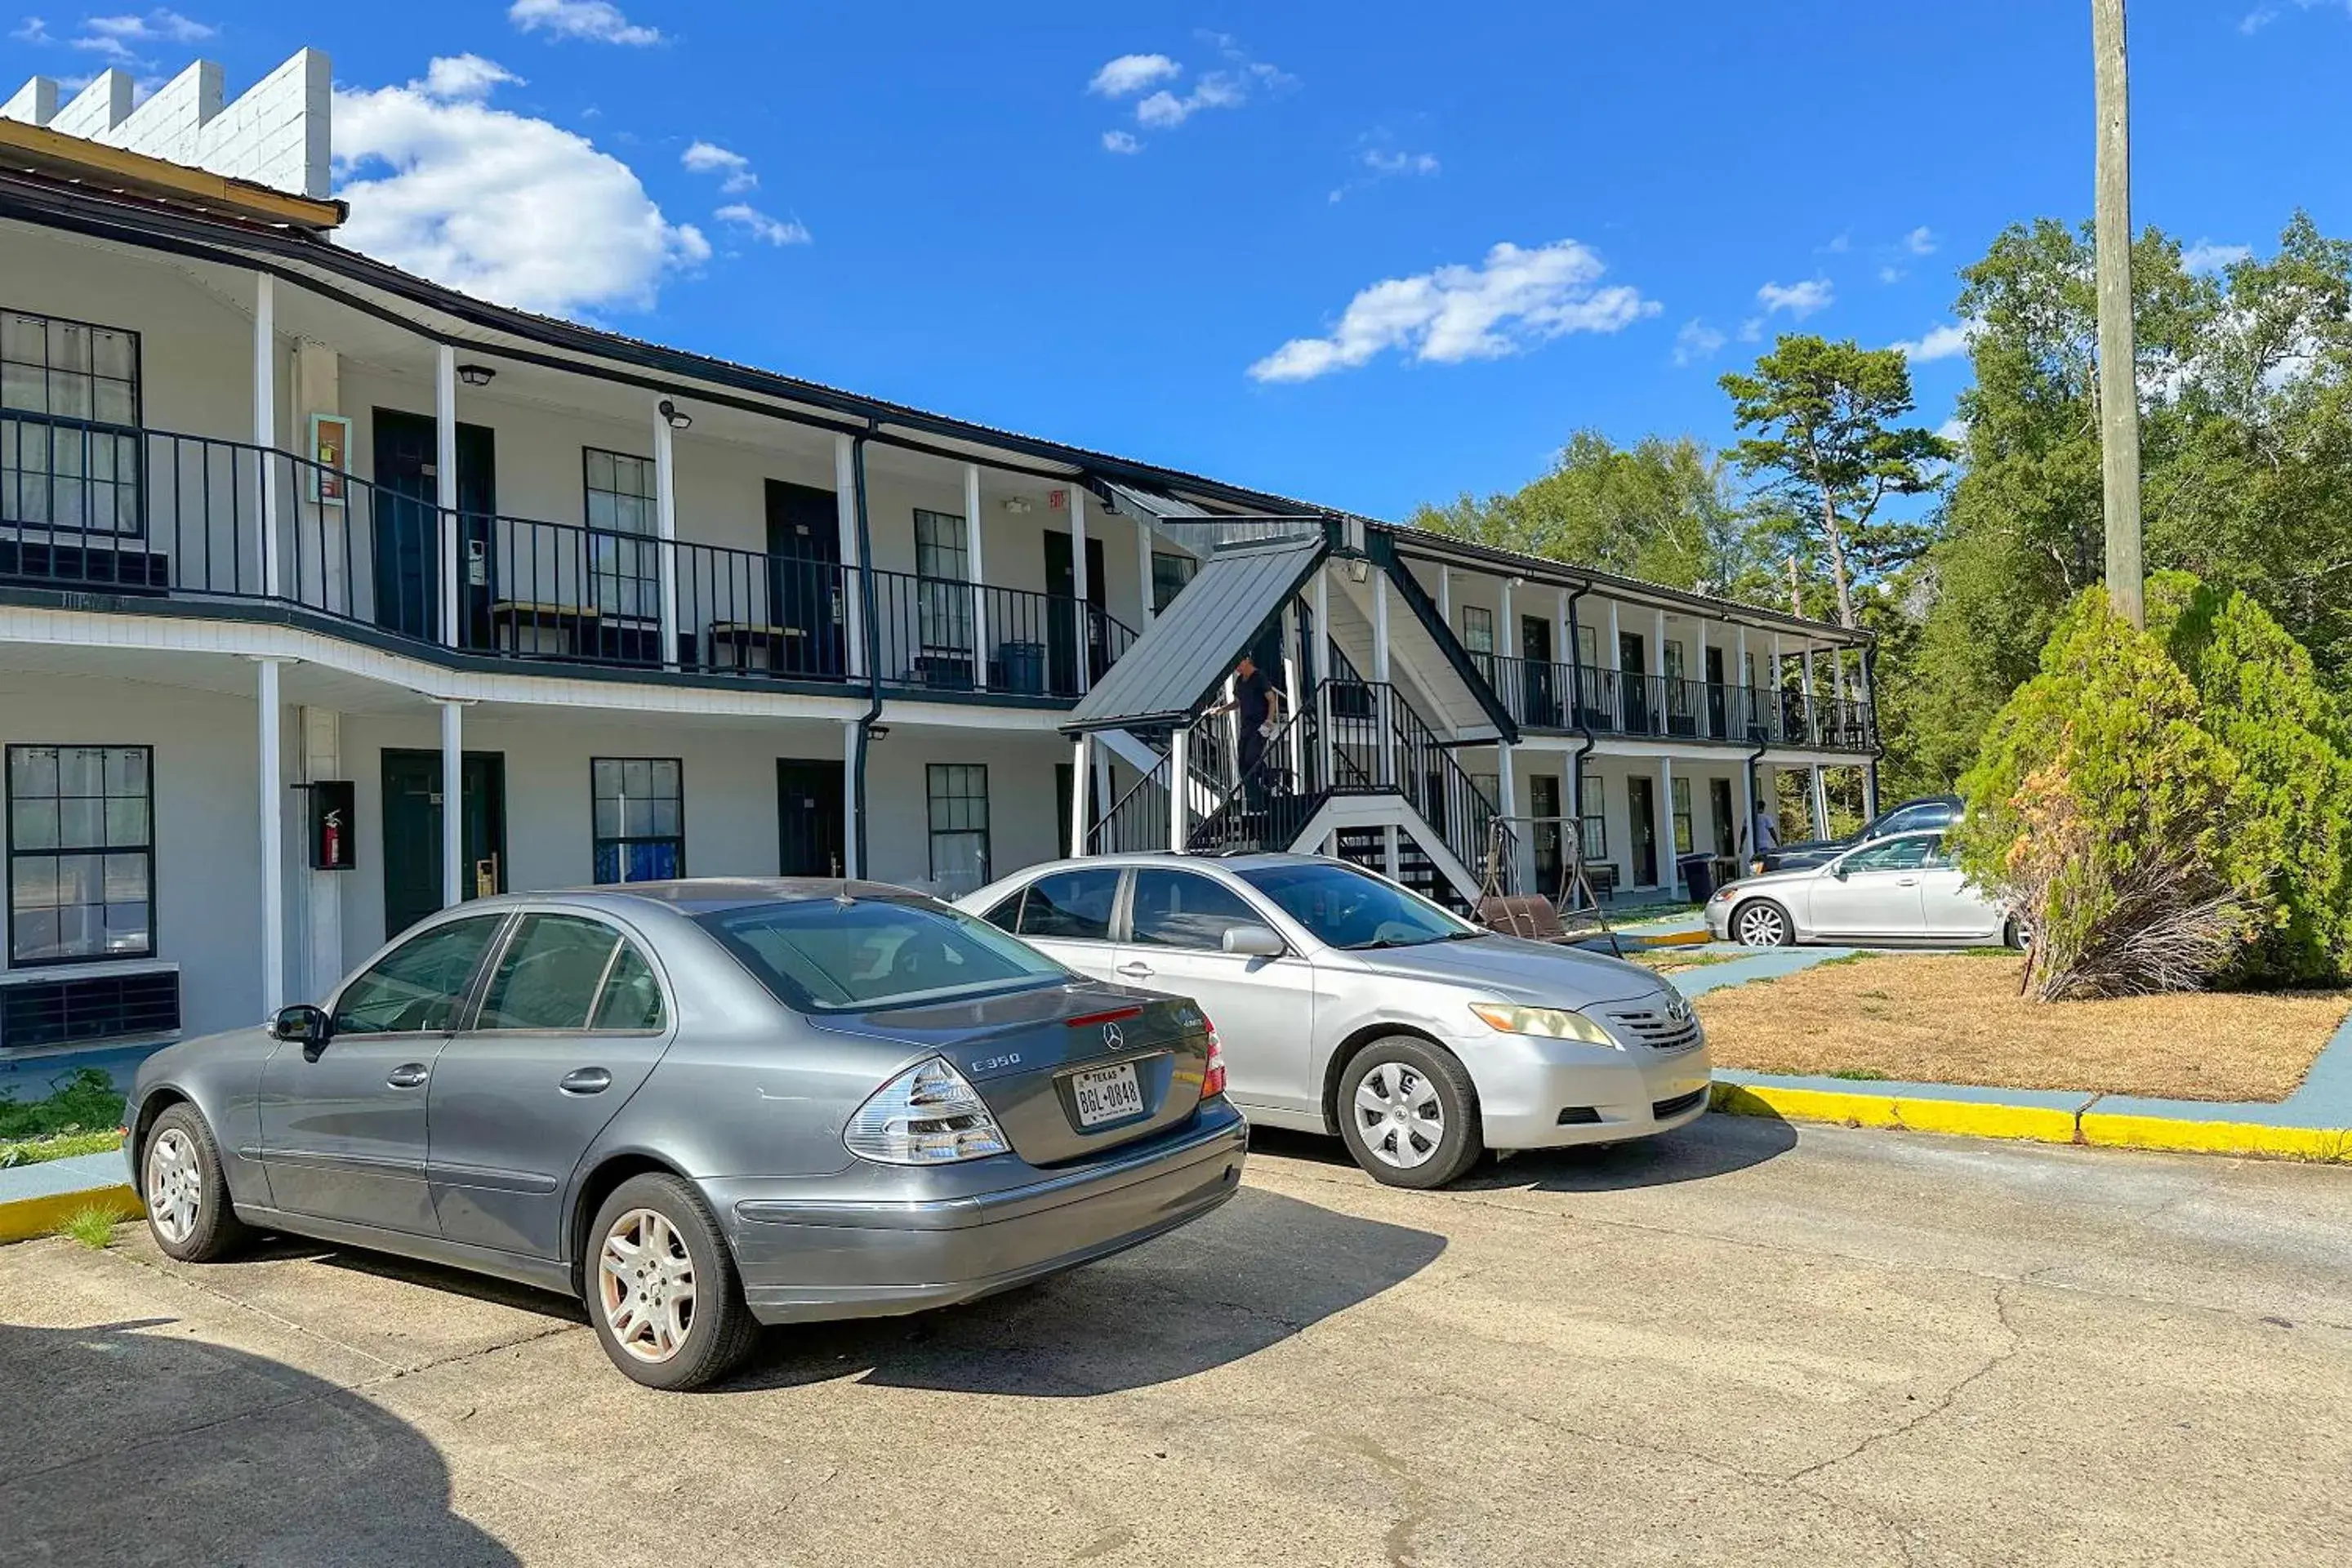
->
<box><xmin>1955</xmin><ymin>589</ymin><xmax>2254</xmax><ymax>999</ymax></box>
<box><xmin>0</xmin><ymin>1069</ymin><xmax>127</xmax><ymax>1143</ymax></box>
<box><xmin>2149</xmin><ymin>571</ymin><xmax>2352</xmax><ymax>984</ymax></box>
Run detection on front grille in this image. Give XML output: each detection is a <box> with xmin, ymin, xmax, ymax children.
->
<box><xmin>0</xmin><ymin>969</ymin><xmax>180</xmax><ymax>1050</ymax></box>
<box><xmin>1555</xmin><ymin>1106</ymin><xmax>1601</xmax><ymax>1125</ymax></box>
<box><xmin>1602</xmin><ymin>1002</ymin><xmax>1702</xmax><ymax>1053</ymax></box>
<box><xmin>1652</xmin><ymin>1088</ymin><xmax>1708</xmax><ymax>1120</ymax></box>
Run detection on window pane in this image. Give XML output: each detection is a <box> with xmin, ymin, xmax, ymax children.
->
<box><xmin>11</xmin><ymin>796</ymin><xmax>58</xmax><ymax>850</ymax></box>
<box><xmin>105</xmin><ymin>900</ymin><xmax>149</xmax><ymax>952</ymax></box>
<box><xmin>593</xmin><ymin>795</ymin><xmax>622</xmax><ymax>839</ymax></box>
<box><xmin>58</xmin><ymin>746</ymin><xmax>101</xmax><ymax>796</ymax></box>
<box><xmin>592</xmin><ymin>941</ymin><xmax>666</xmax><ymax>1030</ymax></box>
<box><xmin>58</xmin><ymin>796</ymin><xmax>102</xmax><ymax>849</ymax></box>
<box><xmin>586</xmin><ymin>449</ymin><xmax>614</xmax><ymax>491</ymax></box>
<box><xmin>11</xmin><ymin>854</ymin><xmax>57</xmax><ymax>911</ymax></box>
<box><xmin>332</xmin><ymin>915</ymin><xmax>505</xmax><ymax>1036</ymax></box>
<box><xmin>702</xmin><ymin>897</ymin><xmax>1065</xmax><ymax>1012</ymax></box>
<box><xmin>476</xmin><ymin>914</ymin><xmax>620</xmax><ymax>1031</ymax></box>
<box><xmin>11</xmin><ymin>746</ymin><xmax>56</xmax><ymax>796</ymax></box>
<box><xmin>1129</xmin><ymin>871</ymin><xmax>1264</xmax><ymax>951</ymax></box>
<box><xmin>1017</xmin><ymin>870</ymin><xmax>1120</xmax><ymax>942</ymax></box>
<box><xmin>92</xmin><ymin>331</ymin><xmax>134</xmax><ymax>381</ymax></box>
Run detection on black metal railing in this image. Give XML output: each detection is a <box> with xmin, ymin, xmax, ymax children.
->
<box><xmin>1458</xmin><ymin>634</ymin><xmax>1874</xmax><ymax>753</ymax></box>
<box><xmin>0</xmin><ymin>409</ymin><xmax>1139</xmax><ymax>701</ymax></box>
<box><xmin>1089</xmin><ymin>752</ymin><xmax>1174</xmax><ymax>855</ymax></box>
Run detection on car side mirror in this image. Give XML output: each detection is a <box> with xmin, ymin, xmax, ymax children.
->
<box><xmin>1222</xmin><ymin>924</ymin><xmax>1285</xmax><ymax>959</ymax></box>
<box><xmin>1830</xmin><ymin>863</ymin><xmax>1850</xmax><ymax>880</ymax></box>
<box><xmin>271</xmin><ymin>1004</ymin><xmax>331</xmax><ymax>1047</ymax></box>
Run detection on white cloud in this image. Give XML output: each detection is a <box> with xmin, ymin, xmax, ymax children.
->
<box><xmin>1136</xmin><ymin>73</ymin><xmax>1247</xmax><ymax>128</ymax></box>
<box><xmin>1088</xmin><ymin>53</ymin><xmax>1180</xmax><ymax>96</ymax></box>
<box><xmin>1890</xmin><ymin>318</ymin><xmax>1982</xmax><ymax>363</ymax></box>
<box><xmin>1362</xmin><ymin>149</ymin><xmax>1440</xmax><ymax>177</ymax></box>
<box><xmin>1878</xmin><ymin>265</ymin><xmax>1907</xmax><ymax>285</ymax></box>
<box><xmin>333</xmin><ymin>56</ymin><xmax>707</xmax><ymax>316</ymax></box>
<box><xmin>1247</xmin><ymin>239</ymin><xmax>1656</xmax><ymax>384</ymax></box>
<box><xmin>2183</xmin><ymin>239</ymin><xmax>2253</xmax><ymax>274</ymax></box>
<box><xmin>1738</xmin><ymin>317</ymin><xmax>1765</xmax><ymax>343</ymax></box>
<box><xmin>1936</xmin><ymin>415</ymin><xmax>1969</xmax><ymax>445</ymax></box>
<box><xmin>1673</xmin><ymin>318</ymin><xmax>1726</xmax><ymax>368</ymax></box>
<box><xmin>11</xmin><ymin>16</ymin><xmax>52</xmax><ymax>42</ymax></box>
<box><xmin>715</xmin><ymin>203</ymin><xmax>810</xmax><ymax>247</ymax></box>
<box><xmin>82</xmin><ymin>8</ymin><xmax>212</xmax><ymax>42</ymax></box>
<box><xmin>507</xmin><ymin>0</ymin><xmax>660</xmax><ymax>47</ymax></box>
<box><xmin>1101</xmin><ymin>129</ymin><xmax>1143</xmax><ymax>154</ymax></box>
<box><xmin>69</xmin><ymin>32</ymin><xmax>138</xmax><ymax>59</ymax></box>
<box><xmin>1904</xmin><ymin>225</ymin><xmax>1938</xmax><ymax>256</ymax></box>
<box><xmin>1757</xmin><ymin>277</ymin><xmax>1834</xmax><ymax>318</ymax></box>
<box><xmin>681</xmin><ymin>140</ymin><xmax>755</xmax><ymax>193</ymax></box>
<box><xmin>1822</xmin><ymin>231</ymin><xmax>1851</xmax><ymax>255</ymax></box>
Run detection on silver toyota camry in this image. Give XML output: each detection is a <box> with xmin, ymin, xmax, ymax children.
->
<box><xmin>959</xmin><ymin>853</ymin><xmax>1709</xmax><ymax>1188</ymax></box>
<box><xmin>126</xmin><ymin>880</ymin><xmax>1245</xmax><ymax>1389</ymax></box>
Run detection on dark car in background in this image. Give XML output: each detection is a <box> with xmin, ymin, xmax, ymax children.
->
<box><xmin>1757</xmin><ymin>794</ymin><xmax>1963</xmax><ymax>874</ymax></box>
<box><xmin>127</xmin><ymin>880</ymin><xmax>1244</xmax><ymax>1390</ymax></box>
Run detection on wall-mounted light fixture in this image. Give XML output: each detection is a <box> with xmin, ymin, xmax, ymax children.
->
<box><xmin>657</xmin><ymin>399</ymin><xmax>693</xmax><ymax>431</ymax></box>
<box><xmin>866</xmin><ymin>724</ymin><xmax>892</xmax><ymax>742</ymax></box>
<box><xmin>456</xmin><ymin>363</ymin><xmax>496</xmax><ymax>388</ymax></box>
<box><xmin>1346</xmin><ymin>559</ymin><xmax>1372</xmax><ymax>585</ymax></box>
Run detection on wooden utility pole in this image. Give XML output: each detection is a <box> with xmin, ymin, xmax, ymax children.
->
<box><xmin>2092</xmin><ymin>0</ymin><xmax>2144</xmax><ymax>627</ymax></box>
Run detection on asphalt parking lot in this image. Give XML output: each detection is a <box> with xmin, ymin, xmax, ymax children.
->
<box><xmin>4</xmin><ymin>1116</ymin><xmax>2348</xmax><ymax>1567</ymax></box>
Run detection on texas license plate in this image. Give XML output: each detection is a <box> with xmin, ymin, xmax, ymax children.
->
<box><xmin>1071</xmin><ymin>1061</ymin><xmax>1145</xmax><ymax>1127</ymax></box>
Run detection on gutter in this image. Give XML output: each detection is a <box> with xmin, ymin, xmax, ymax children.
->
<box><xmin>1563</xmin><ymin>581</ymin><xmax>1597</xmax><ymax>797</ymax></box>
<box><xmin>850</xmin><ymin>430</ymin><xmax>883</xmax><ymax>879</ymax></box>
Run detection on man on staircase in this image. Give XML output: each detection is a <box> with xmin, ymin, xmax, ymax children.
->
<box><xmin>1213</xmin><ymin>652</ymin><xmax>1283</xmax><ymax>812</ymax></box>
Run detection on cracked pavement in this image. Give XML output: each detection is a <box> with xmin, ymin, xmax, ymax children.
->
<box><xmin>3</xmin><ymin>1114</ymin><xmax>2348</xmax><ymax>1566</ymax></box>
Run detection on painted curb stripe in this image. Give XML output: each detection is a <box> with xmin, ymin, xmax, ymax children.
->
<box><xmin>0</xmin><ymin>1185</ymin><xmax>140</xmax><ymax>1245</ymax></box>
<box><xmin>1712</xmin><ymin>1082</ymin><xmax>2351</xmax><ymax>1162</ymax></box>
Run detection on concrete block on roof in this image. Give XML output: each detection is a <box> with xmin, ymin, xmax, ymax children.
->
<box><xmin>0</xmin><ymin>47</ymin><xmax>331</xmax><ymax>200</ymax></box>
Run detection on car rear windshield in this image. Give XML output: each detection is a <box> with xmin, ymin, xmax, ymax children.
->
<box><xmin>1236</xmin><ymin>862</ymin><xmax>1476</xmax><ymax>951</ymax></box>
<box><xmin>699</xmin><ymin>897</ymin><xmax>1070</xmax><ymax>1013</ymax></box>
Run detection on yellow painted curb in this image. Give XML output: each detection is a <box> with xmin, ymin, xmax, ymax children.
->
<box><xmin>1640</xmin><ymin>929</ymin><xmax>1713</xmax><ymax>948</ymax></box>
<box><xmin>0</xmin><ymin>1184</ymin><xmax>141</xmax><ymax>1244</ymax></box>
<box><xmin>2078</xmin><ymin>1113</ymin><xmax>2350</xmax><ymax>1163</ymax></box>
<box><xmin>1712</xmin><ymin>1081</ymin><xmax>2078</xmax><ymax>1144</ymax></box>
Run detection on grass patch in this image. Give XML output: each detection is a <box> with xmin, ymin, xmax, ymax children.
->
<box><xmin>1828</xmin><ymin>1068</ymin><xmax>1890</xmax><ymax>1081</ymax></box>
<box><xmin>1628</xmin><ymin>949</ymin><xmax>1742</xmax><ymax>977</ymax></box>
<box><xmin>56</xmin><ymin>1200</ymin><xmax>131</xmax><ymax>1249</ymax></box>
<box><xmin>0</xmin><ymin>1128</ymin><xmax>124</xmax><ymax>1169</ymax></box>
<box><xmin>1695</xmin><ymin>952</ymin><xmax>2352</xmax><ymax>1102</ymax></box>
<box><xmin>0</xmin><ymin>1067</ymin><xmax>125</xmax><ymax>1143</ymax></box>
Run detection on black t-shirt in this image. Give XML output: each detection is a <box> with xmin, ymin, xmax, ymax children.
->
<box><xmin>1235</xmin><ymin>669</ymin><xmax>1274</xmax><ymax>730</ymax></box>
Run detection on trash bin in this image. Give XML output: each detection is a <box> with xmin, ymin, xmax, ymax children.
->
<box><xmin>1676</xmin><ymin>851</ymin><xmax>1717</xmax><ymax>903</ymax></box>
<box><xmin>996</xmin><ymin>639</ymin><xmax>1047</xmax><ymax>694</ymax></box>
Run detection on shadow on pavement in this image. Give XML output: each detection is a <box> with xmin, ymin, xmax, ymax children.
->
<box><xmin>0</xmin><ymin>1316</ymin><xmax>516</xmax><ymax>1566</ymax></box>
<box><xmin>1246</xmin><ymin>1111</ymin><xmax>1797</xmax><ymax>1192</ymax></box>
<box><xmin>726</xmin><ymin>1186</ymin><xmax>1444</xmax><ymax>1398</ymax></box>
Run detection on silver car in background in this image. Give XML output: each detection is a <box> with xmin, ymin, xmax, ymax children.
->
<box><xmin>127</xmin><ymin>880</ymin><xmax>1245</xmax><ymax>1390</ymax></box>
<box><xmin>1707</xmin><ymin>829</ymin><xmax>2023</xmax><ymax>947</ymax></box>
<box><xmin>960</xmin><ymin>854</ymin><xmax>1709</xmax><ymax>1188</ymax></box>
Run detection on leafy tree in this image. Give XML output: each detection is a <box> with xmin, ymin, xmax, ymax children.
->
<box><xmin>1719</xmin><ymin>335</ymin><xmax>1952</xmax><ymax>628</ymax></box>
<box><xmin>1408</xmin><ymin>430</ymin><xmax>1766</xmax><ymax>596</ymax></box>
<box><xmin>1953</xmin><ymin>588</ymin><xmax>2252</xmax><ymax>1000</ymax></box>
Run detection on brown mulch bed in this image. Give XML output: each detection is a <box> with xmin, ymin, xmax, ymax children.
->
<box><xmin>1693</xmin><ymin>952</ymin><xmax>2352</xmax><ymax>1102</ymax></box>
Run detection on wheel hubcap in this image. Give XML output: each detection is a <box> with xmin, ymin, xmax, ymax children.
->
<box><xmin>1737</xmin><ymin>907</ymin><xmax>1782</xmax><ymax>947</ymax></box>
<box><xmin>598</xmin><ymin>1208</ymin><xmax>696</xmax><ymax>1363</ymax></box>
<box><xmin>1353</xmin><ymin>1062</ymin><xmax>1444</xmax><ymax>1169</ymax></box>
<box><xmin>145</xmin><ymin>1129</ymin><xmax>202</xmax><ymax>1245</ymax></box>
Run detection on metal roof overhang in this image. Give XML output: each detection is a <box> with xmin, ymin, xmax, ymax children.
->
<box><xmin>1062</xmin><ymin>535</ymin><xmax>1328</xmax><ymax>735</ymax></box>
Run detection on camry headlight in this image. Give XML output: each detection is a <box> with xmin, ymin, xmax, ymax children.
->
<box><xmin>1469</xmin><ymin>1003</ymin><xmax>1618</xmax><ymax>1046</ymax></box>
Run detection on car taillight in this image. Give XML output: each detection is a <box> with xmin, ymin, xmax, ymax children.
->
<box><xmin>843</xmin><ymin>1056</ymin><xmax>1009</xmax><ymax>1165</ymax></box>
<box><xmin>1200</xmin><ymin>1022</ymin><xmax>1227</xmax><ymax>1101</ymax></box>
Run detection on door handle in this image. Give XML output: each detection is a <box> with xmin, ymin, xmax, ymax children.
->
<box><xmin>1115</xmin><ymin>962</ymin><xmax>1154</xmax><ymax>978</ymax></box>
<box><xmin>1895</xmin><ymin>877</ymin><xmax>1919</xmax><ymax>887</ymax></box>
<box><xmin>386</xmin><ymin>1063</ymin><xmax>430</xmax><ymax>1089</ymax></box>
<box><xmin>559</xmin><ymin>1067</ymin><xmax>613</xmax><ymax>1095</ymax></box>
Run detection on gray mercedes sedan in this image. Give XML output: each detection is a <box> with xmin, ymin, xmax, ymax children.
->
<box><xmin>126</xmin><ymin>880</ymin><xmax>1245</xmax><ymax>1389</ymax></box>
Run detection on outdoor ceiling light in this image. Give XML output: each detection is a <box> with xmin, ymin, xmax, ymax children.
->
<box><xmin>1347</xmin><ymin>559</ymin><xmax>1372</xmax><ymax>584</ymax></box>
<box><xmin>455</xmin><ymin>363</ymin><xmax>496</xmax><ymax>387</ymax></box>
<box><xmin>658</xmin><ymin>399</ymin><xmax>693</xmax><ymax>431</ymax></box>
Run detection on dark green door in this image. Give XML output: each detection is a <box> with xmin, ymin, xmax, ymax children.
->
<box><xmin>1628</xmin><ymin>775</ymin><xmax>1659</xmax><ymax>888</ymax></box>
<box><xmin>372</xmin><ymin>410</ymin><xmax>497</xmax><ymax>648</ymax></box>
<box><xmin>381</xmin><ymin>749</ymin><xmax>507</xmax><ymax>939</ymax></box>
<box><xmin>1044</xmin><ymin>531</ymin><xmax>1109</xmax><ymax>697</ymax></box>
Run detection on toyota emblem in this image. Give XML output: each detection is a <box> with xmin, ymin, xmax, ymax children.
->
<box><xmin>1666</xmin><ymin>998</ymin><xmax>1690</xmax><ymax>1024</ymax></box>
<box><xmin>1102</xmin><ymin>1022</ymin><xmax>1124</xmax><ymax>1050</ymax></box>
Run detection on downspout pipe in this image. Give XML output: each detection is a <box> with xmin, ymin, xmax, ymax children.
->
<box><xmin>1563</xmin><ymin>584</ymin><xmax>1597</xmax><ymax>875</ymax></box>
<box><xmin>1860</xmin><ymin>641</ymin><xmax>1882</xmax><ymax>810</ymax></box>
<box><xmin>850</xmin><ymin>430</ymin><xmax>882</xmax><ymax>879</ymax></box>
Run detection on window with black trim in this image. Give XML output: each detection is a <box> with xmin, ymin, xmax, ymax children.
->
<box><xmin>1152</xmin><ymin>550</ymin><xmax>1196</xmax><ymax>612</ymax></box>
<box><xmin>583</xmin><ymin>447</ymin><xmax>658</xmax><ymax>620</ymax></box>
<box><xmin>1672</xmin><ymin>775</ymin><xmax>1694</xmax><ymax>855</ymax></box>
<box><xmin>1459</xmin><ymin>605</ymin><xmax>1494</xmax><ymax>656</ymax></box>
<box><xmin>592</xmin><ymin>758</ymin><xmax>682</xmax><ymax>884</ymax></box>
<box><xmin>1579</xmin><ymin>764</ymin><xmax>1607</xmax><ymax>864</ymax></box>
<box><xmin>7</xmin><ymin>744</ymin><xmax>153</xmax><ymax>963</ymax></box>
<box><xmin>913</xmin><ymin>509</ymin><xmax>973</xmax><ymax>652</ymax></box>
<box><xmin>925</xmin><ymin>763</ymin><xmax>990</xmax><ymax>896</ymax></box>
<box><xmin>1</xmin><ymin>309</ymin><xmax>141</xmax><ymax>533</ymax></box>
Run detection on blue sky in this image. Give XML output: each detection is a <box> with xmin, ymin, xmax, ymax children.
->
<box><xmin>8</xmin><ymin>1</ymin><xmax>2350</xmax><ymax>517</ymax></box>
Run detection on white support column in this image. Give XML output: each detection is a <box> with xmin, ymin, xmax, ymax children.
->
<box><xmin>1069</xmin><ymin>734</ymin><xmax>1092</xmax><ymax>856</ymax></box>
<box><xmin>964</xmin><ymin>464</ymin><xmax>990</xmax><ymax>690</ymax></box>
<box><xmin>840</xmin><ymin>719</ymin><xmax>862</xmax><ymax>878</ymax></box>
<box><xmin>1737</xmin><ymin>751</ymin><xmax>1757</xmax><ymax>866</ymax></box>
<box><xmin>254</xmin><ymin>274</ymin><xmax>281</xmax><ymax>599</ymax></box>
<box><xmin>1660</xmin><ymin>755</ymin><xmax>1677</xmax><ymax>892</ymax></box>
<box><xmin>1769</xmin><ymin>631</ymin><xmax>1784</xmax><ymax>741</ymax></box>
<box><xmin>1652</xmin><ymin>607</ymin><xmax>1668</xmax><ymax>738</ymax></box>
<box><xmin>1811</xmin><ymin>763</ymin><xmax>1830</xmax><ymax>840</ymax></box>
<box><xmin>1135</xmin><ymin>515</ymin><xmax>1156</xmax><ymax>622</ymax></box>
<box><xmin>1498</xmin><ymin>577</ymin><xmax>1516</xmax><ymax>709</ymax></box>
<box><xmin>833</xmin><ymin>436</ymin><xmax>865</xmax><ymax>678</ymax></box>
<box><xmin>1383</xmin><ymin>824</ymin><xmax>1401</xmax><ymax>880</ymax></box>
<box><xmin>1553</xmin><ymin>589</ymin><xmax>1570</xmax><ymax>674</ymax></box>
<box><xmin>439</xmin><ymin>699</ymin><xmax>464</xmax><ymax>908</ymax></box>
<box><xmin>435</xmin><ymin>345</ymin><xmax>459</xmax><ymax>648</ymax></box>
<box><xmin>1070</xmin><ymin>486</ymin><xmax>1092</xmax><ymax>693</ymax></box>
<box><xmin>1695</xmin><ymin>615</ymin><xmax>1710</xmax><ymax>736</ymax></box>
<box><xmin>1371</xmin><ymin>571</ymin><xmax>1393</xmax><ymax>786</ymax></box>
<box><xmin>256</xmin><ymin>658</ymin><xmax>285</xmax><ymax>1016</ymax></box>
<box><xmin>1800</xmin><ymin>638</ymin><xmax>1818</xmax><ymax>745</ymax></box>
<box><xmin>1313</xmin><ymin>567</ymin><xmax>1334</xmax><ymax>784</ymax></box>
<box><xmin>653</xmin><ymin>404</ymin><xmax>681</xmax><ymax>670</ymax></box>
<box><xmin>300</xmin><ymin>706</ymin><xmax>342</xmax><ymax>1003</ymax></box>
<box><xmin>1281</xmin><ymin>599</ymin><xmax>1303</xmax><ymax>782</ymax></box>
<box><xmin>1437</xmin><ymin>564</ymin><xmax>1451</xmax><ymax>626</ymax></box>
<box><xmin>1496</xmin><ymin>741</ymin><xmax>1519</xmax><ymax>890</ymax></box>
<box><xmin>1168</xmin><ymin>728</ymin><xmax>1190</xmax><ymax>852</ymax></box>
<box><xmin>1735</xmin><ymin>625</ymin><xmax>1750</xmax><ymax>733</ymax></box>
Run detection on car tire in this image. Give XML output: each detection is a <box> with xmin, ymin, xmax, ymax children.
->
<box><xmin>2005</xmin><ymin>916</ymin><xmax>2033</xmax><ymax>951</ymax></box>
<box><xmin>1731</xmin><ymin>898</ymin><xmax>1794</xmax><ymax>948</ymax></box>
<box><xmin>586</xmin><ymin>1174</ymin><xmax>760</xmax><ymax>1392</ymax></box>
<box><xmin>141</xmin><ymin>1102</ymin><xmax>252</xmax><ymax>1264</ymax></box>
<box><xmin>1335</xmin><ymin>1036</ymin><xmax>1485</xmax><ymax>1190</ymax></box>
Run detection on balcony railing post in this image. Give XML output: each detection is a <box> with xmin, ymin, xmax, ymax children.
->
<box><xmin>963</xmin><ymin>463</ymin><xmax>991</xmax><ymax>692</ymax></box>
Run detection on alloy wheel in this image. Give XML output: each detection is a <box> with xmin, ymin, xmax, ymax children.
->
<box><xmin>598</xmin><ymin>1208</ymin><xmax>697</xmax><ymax>1363</ymax></box>
<box><xmin>1353</xmin><ymin>1061</ymin><xmax>1445</xmax><ymax>1169</ymax></box>
<box><xmin>1735</xmin><ymin>905</ymin><xmax>1786</xmax><ymax>947</ymax></box>
<box><xmin>145</xmin><ymin>1127</ymin><xmax>202</xmax><ymax>1245</ymax></box>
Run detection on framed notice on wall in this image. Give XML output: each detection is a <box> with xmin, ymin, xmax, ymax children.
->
<box><xmin>306</xmin><ymin>412</ymin><xmax>353</xmax><ymax>503</ymax></box>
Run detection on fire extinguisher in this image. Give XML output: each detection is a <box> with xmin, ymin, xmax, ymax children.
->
<box><xmin>320</xmin><ymin>807</ymin><xmax>342</xmax><ymax>870</ymax></box>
